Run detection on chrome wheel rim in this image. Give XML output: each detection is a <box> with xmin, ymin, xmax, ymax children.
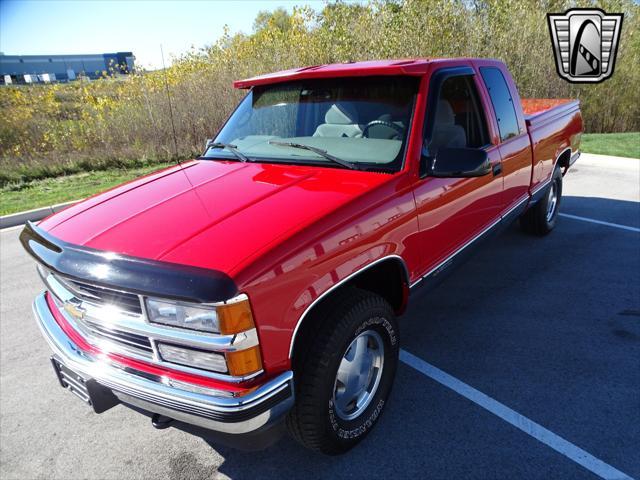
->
<box><xmin>546</xmin><ymin>180</ymin><xmax>559</xmax><ymax>222</ymax></box>
<box><xmin>332</xmin><ymin>329</ymin><xmax>385</xmax><ymax>421</ymax></box>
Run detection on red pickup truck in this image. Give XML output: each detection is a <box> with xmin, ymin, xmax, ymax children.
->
<box><xmin>22</xmin><ymin>58</ymin><xmax>582</xmax><ymax>455</ymax></box>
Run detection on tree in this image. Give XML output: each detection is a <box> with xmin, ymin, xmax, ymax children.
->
<box><xmin>253</xmin><ymin>7</ymin><xmax>292</xmax><ymax>32</ymax></box>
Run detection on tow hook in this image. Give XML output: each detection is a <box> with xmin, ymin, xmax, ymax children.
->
<box><xmin>151</xmin><ymin>413</ymin><xmax>174</xmax><ymax>429</ymax></box>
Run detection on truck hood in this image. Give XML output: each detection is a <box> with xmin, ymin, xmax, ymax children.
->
<box><xmin>40</xmin><ymin>160</ymin><xmax>390</xmax><ymax>275</ymax></box>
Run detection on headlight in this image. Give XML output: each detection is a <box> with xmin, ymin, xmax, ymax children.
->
<box><xmin>145</xmin><ymin>295</ymin><xmax>262</xmax><ymax>377</ymax></box>
<box><xmin>157</xmin><ymin>342</ymin><xmax>228</xmax><ymax>373</ymax></box>
<box><xmin>145</xmin><ymin>298</ymin><xmax>220</xmax><ymax>333</ymax></box>
<box><xmin>145</xmin><ymin>295</ymin><xmax>256</xmax><ymax>335</ymax></box>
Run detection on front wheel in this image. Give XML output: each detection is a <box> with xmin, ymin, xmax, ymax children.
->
<box><xmin>287</xmin><ymin>288</ymin><xmax>399</xmax><ymax>454</ymax></box>
<box><xmin>520</xmin><ymin>165</ymin><xmax>563</xmax><ymax>236</ymax></box>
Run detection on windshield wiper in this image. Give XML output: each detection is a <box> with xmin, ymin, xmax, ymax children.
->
<box><xmin>268</xmin><ymin>141</ymin><xmax>360</xmax><ymax>170</ymax></box>
<box><xmin>205</xmin><ymin>141</ymin><xmax>250</xmax><ymax>163</ymax></box>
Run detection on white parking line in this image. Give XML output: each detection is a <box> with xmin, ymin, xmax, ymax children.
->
<box><xmin>559</xmin><ymin>213</ymin><xmax>640</xmax><ymax>233</ymax></box>
<box><xmin>399</xmin><ymin>349</ymin><xmax>634</xmax><ymax>480</ymax></box>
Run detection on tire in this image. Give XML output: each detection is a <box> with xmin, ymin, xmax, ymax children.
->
<box><xmin>520</xmin><ymin>165</ymin><xmax>563</xmax><ymax>236</ymax></box>
<box><xmin>287</xmin><ymin>287</ymin><xmax>399</xmax><ymax>455</ymax></box>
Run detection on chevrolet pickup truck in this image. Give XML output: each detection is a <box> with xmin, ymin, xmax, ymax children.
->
<box><xmin>22</xmin><ymin>58</ymin><xmax>582</xmax><ymax>455</ymax></box>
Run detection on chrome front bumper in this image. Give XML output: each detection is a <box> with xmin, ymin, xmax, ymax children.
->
<box><xmin>33</xmin><ymin>292</ymin><xmax>294</xmax><ymax>435</ymax></box>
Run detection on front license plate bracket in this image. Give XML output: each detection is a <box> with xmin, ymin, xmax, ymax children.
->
<box><xmin>51</xmin><ymin>358</ymin><xmax>119</xmax><ymax>414</ymax></box>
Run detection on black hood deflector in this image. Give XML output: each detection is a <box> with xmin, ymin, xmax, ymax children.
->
<box><xmin>20</xmin><ymin>221</ymin><xmax>238</xmax><ymax>304</ymax></box>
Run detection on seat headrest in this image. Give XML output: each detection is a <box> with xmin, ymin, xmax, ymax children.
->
<box><xmin>435</xmin><ymin>100</ymin><xmax>456</xmax><ymax>125</ymax></box>
<box><xmin>325</xmin><ymin>103</ymin><xmax>359</xmax><ymax>125</ymax></box>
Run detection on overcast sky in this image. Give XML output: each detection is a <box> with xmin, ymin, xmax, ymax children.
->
<box><xmin>0</xmin><ymin>0</ymin><xmax>340</xmax><ymax>69</ymax></box>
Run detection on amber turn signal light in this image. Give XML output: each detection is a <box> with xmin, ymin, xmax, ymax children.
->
<box><xmin>226</xmin><ymin>346</ymin><xmax>263</xmax><ymax>376</ymax></box>
<box><xmin>217</xmin><ymin>297</ymin><xmax>255</xmax><ymax>335</ymax></box>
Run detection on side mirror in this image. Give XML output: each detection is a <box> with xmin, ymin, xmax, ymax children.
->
<box><xmin>426</xmin><ymin>147</ymin><xmax>491</xmax><ymax>178</ymax></box>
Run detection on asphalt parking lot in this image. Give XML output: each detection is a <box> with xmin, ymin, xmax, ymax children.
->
<box><xmin>1</xmin><ymin>153</ymin><xmax>638</xmax><ymax>480</ymax></box>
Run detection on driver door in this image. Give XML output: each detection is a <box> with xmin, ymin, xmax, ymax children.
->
<box><xmin>412</xmin><ymin>66</ymin><xmax>504</xmax><ymax>280</ymax></box>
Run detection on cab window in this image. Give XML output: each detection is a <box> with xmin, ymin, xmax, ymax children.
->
<box><xmin>480</xmin><ymin>67</ymin><xmax>520</xmax><ymax>141</ymax></box>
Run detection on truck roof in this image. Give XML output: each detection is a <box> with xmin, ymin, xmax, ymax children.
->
<box><xmin>233</xmin><ymin>58</ymin><xmax>458</xmax><ymax>88</ymax></box>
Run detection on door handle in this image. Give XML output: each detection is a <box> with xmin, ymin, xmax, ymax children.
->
<box><xmin>492</xmin><ymin>163</ymin><xmax>503</xmax><ymax>176</ymax></box>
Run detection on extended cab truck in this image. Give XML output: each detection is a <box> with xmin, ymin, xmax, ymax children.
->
<box><xmin>22</xmin><ymin>58</ymin><xmax>582</xmax><ymax>455</ymax></box>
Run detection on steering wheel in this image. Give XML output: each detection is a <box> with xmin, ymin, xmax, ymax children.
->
<box><xmin>362</xmin><ymin>120</ymin><xmax>405</xmax><ymax>138</ymax></box>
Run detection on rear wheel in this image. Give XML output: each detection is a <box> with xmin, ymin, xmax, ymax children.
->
<box><xmin>520</xmin><ymin>166</ymin><xmax>563</xmax><ymax>236</ymax></box>
<box><xmin>287</xmin><ymin>288</ymin><xmax>399</xmax><ymax>454</ymax></box>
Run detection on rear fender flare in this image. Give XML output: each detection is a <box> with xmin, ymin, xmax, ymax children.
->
<box><xmin>554</xmin><ymin>146</ymin><xmax>572</xmax><ymax>171</ymax></box>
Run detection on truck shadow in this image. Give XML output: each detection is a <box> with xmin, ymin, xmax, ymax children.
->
<box><xmin>171</xmin><ymin>195</ymin><xmax>639</xmax><ymax>479</ymax></box>
<box><xmin>561</xmin><ymin>195</ymin><xmax>640</xmax><ymax>229</ymax></box>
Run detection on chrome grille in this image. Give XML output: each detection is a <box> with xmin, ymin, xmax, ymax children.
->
<box><xmin>55</xmin><ymin>298</ymin><xmax>155</xmax><ymax>360</ymax></box>
<box><xmin>59</xmin><ymin>276</ymin><xmax>142</xmax><ymax>315</ymax></box>
<box><xmin>83</xmin><ymin>320</ymin><xmax>153</xmax><ymax>353</ymax></box>
<box><xmin>43</xmin><ymin>272</ymin><xmax>152</xmax><ymax>359</ymax></box>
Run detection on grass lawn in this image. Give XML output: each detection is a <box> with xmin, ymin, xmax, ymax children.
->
<box><xmin>0</xmin><ymin>163</ymin><xmax>172</xmax><ymax>216</ymax></box>
<box><xmin>581</xmin><ymin>132</ymin><xmax>640</xmax><ymax>159</ymax></box>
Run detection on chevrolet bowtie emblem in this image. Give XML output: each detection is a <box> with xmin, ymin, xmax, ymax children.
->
<box><xmin>63</xmin><ymin>301</ymin><xmax>86</xmax><ymax>320</ymax></box>
<box><xmin>548</xmin><ymin>8</ymin><xmax>623</xmax><ymax>83</ymax></box>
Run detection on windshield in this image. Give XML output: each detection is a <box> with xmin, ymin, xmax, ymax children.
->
<box><xmin>203</xmin><ymin>76</ymin><xmax>419</xmax><ymax>171</ymax></box>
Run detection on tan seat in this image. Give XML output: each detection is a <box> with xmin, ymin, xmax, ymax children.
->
<box><xmin>429</xmin><ymin>100</ymin><xmax>467</xmax><ymax>153</ymax></box>
<box><xmin>313</xmin><ymin>104</ymin><xmax>363</xmax><ymax>138</ymax></box>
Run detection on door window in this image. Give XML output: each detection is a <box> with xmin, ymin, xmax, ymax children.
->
<box><xmin>428</xmin><ymin>75</ymin><xmax>489</xmax><ymax>155</ymax></box>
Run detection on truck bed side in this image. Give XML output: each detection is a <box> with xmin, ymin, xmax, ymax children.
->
<box><xmin>522</xmin><ymin>98</ymin><xmax>583</xmax><ymax>194</ymax></box>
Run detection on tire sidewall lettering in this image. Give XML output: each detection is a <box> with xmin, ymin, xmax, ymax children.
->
<box><xmin>354</xmin><ymin>316</ymin><xmax>397</xmax><ymax>346</ymax></box>
<box><xmin>329</xmin><ymin>398</ymin><xmax>385</xmax><ymax>439</ymax></box>
<box><xmin>327</xmin><ymin>315</ymin><xmax>398</xmax><ymax>440</ymax></box>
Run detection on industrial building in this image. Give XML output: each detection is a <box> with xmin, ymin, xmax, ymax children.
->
<box><xmin>0</xmin><ymin>52</ymin><xmax>135</xmax><ymax>85</ymax></box>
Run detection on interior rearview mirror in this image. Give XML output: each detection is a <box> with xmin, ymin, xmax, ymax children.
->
<box><xmin>426</xmin><ymin>147</ymin><xmax>491</xmax><ymax>178</ymax></box>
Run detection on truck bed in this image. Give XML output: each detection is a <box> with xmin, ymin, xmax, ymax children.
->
<box><xmin>521</xmin><ymin>98</ymin><xmax>582</xmax><ymax>192</ymax></box>
<box><xmin>521</xmin><ymin>98</ymin><xmax>580</xmax><ymax>127</ymax></box>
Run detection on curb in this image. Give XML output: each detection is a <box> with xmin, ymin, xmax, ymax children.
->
<box><xmin>581</xmin><ymin>152</ymin><xmax>640</xmax><ymax>162</ymax></box>
<box><xmin>0</xmin><ymin>200</ymin><xmax>80</xmax><ymax>229</ymax></box>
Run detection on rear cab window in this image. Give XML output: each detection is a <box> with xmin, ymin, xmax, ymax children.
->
<box><xmin>479</xmin><ymin>67</ymin><xmax>520</xmax><ymax>141</ymax></box>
